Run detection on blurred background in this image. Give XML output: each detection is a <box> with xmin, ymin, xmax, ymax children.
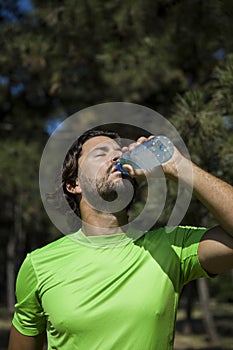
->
<box><xmin>0</xmin><ymin>0</ymin><xmax>233</xmax><ymax>349</ymax></box>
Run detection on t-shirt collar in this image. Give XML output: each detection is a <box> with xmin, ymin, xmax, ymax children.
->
<box><xmin>71</xmin><ymin>229</ymin><xmax>134</xmax><ymax>248</ymax></box>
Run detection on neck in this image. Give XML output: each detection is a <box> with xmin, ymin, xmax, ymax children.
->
<box><xmin>80</xmin><ymin>201</ymin><xmax>129</xmax><ymax>236</ymax></box>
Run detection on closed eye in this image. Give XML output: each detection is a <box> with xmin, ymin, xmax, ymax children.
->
<box><xmin>95</xmin><ymin>153</ymin><xmax>106</xmax><ymax>157</ymax></box>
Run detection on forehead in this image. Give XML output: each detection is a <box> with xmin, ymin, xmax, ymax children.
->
<box><xmin>81</xmin><ymin>136</ymin><xmax>119</xmax><ymax>154</ymax></box>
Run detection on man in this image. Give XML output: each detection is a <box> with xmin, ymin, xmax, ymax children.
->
<box><xmin>8</xmin><ymin>129</ymin><xmax>233</xmax><ymax>350</ymax></box>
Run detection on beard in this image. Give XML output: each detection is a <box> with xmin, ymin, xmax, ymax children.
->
<box><xmin>78</xmin><ymin>169</ymin><xmax>136</xmax><ymax>213</ymax></box>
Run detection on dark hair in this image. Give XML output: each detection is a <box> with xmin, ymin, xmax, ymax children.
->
<box><xmin>62</xmin><ymin>129</ymin><xmax>121</xmax><ymax>217</ymax></box>
<box><xmin>46</xmin><ymin>129</ymin><xmax>121</xmax><ymax>229</ymax></box>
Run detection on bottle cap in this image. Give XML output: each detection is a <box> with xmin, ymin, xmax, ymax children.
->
<box><xmin>116</xmin><ymin>162</ymin><xmax>129</xmax><ymax>175</ymax></box>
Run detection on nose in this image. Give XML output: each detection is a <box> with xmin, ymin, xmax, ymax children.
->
<box><xmin>111</xmin><ymin>151</ymin><xmax>121</xmax><ymax>163</ymax></box>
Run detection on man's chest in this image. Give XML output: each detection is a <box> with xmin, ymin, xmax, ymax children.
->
<box><xmin>40</xmin><ymin>245</ymin><xmax>176</xmax><ymax>335</ymax></box>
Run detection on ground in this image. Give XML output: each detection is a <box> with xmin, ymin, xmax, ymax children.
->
<box><xmin>174</xmin><ymin>302</ymin><xmax>233</xmax><ymax>350</ymax></box>
<box><xmin>1</xmin><ymin>302</ymin><xmax>233</xmax><ymax>349</ymax></box>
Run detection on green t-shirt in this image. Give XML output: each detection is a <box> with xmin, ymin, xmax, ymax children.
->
<box><xmin>13</xmin><ymin>226</ymin><xmax>210</xmax><ymax>350</ymax></box>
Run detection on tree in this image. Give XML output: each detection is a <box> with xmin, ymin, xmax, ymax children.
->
<box><xmin>0</xmin><ymin>0</ymin><xmax>233</xmax><ymax>333</ymax></box>
<box><xmin>171</xmin><ymin>53</ymin><xmax>233</xmax><ymax>346</ymax></box>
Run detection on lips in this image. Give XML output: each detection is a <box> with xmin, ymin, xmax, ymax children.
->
<box><xmin>109</xmin><ymin>166</ymin><xmax>121</xmax><ymax>177</ymax></box>
<box><xmin>111</xmin><ymin>167</ymin><xmax>118</xmax><ymax>173</ymax></box>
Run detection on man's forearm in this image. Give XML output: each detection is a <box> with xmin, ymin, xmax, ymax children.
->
<box><xmin>191</xmin><ymin>162</ymin><xmax>233</xmax><ymax>236</ymax></box>
<box><xmin>8</xmin><ymin>326</ymin><xmax>46</xmax><ymax>350</ymax></box>
<box><xmin>169</xmin><ymin>157</ymin><xmax>233</xmax><ymax>236</ymax></box>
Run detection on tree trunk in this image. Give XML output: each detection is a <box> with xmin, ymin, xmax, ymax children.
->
<box><xmin>6</xmin><ymin>230</ymin><xmax>16</xmax><ymax>313</ymax></box>
<box><xmin>183</xmin><ymin>281</ymin><xmax>196</xmax><ymax>334</ymax></box>
<box><xmin>197</xmin><ymin>278</ymin><xmax>221</xmax><ymax>347</ymax></box>
<box><xmin>6</xmin><ymin>198</ymin><xmax>24</xmax><ymax>313</ymax></box>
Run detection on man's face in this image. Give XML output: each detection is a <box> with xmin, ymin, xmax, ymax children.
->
<box><xmin>77</xmin><ymin>136</ymin><xmax>135</xmax><ymax>212</ymax></box>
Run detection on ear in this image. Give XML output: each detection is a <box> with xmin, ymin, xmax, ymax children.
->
<box><xmin>66</xmin><ymin>179</ymin><xmax>82</xmax><ymax>194</ymax></box>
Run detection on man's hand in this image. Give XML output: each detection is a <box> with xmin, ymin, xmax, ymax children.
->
<box><xmin>121</xmin><ymin>135</ymin><xmax>187</xmax><ymax>180</ymax></box>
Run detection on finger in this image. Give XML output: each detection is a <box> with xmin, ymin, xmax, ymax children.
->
<box><xmin>123</xmin><ymin>139</ymin><xmax>146</xmax><ymax>154</ymax></box>
<box><xmin>122</xmin><ymin>164</ymin><xmax>135</xmax><ymax>176</ymax></box>
<box><xmin>122</xmin><ymin>164</ymin><xmax>146</xmax><ymax>178</ymax></box>
<box><xmin>128</xmin><ymin>142</ymin><xmax>138</xmax><ymax>152</ymax></box>
<box><xmin>136</xmin><ymin>136</ymin><xmax>148</xmax><ymax>144</ymax></box>
<box><xmin>123</xmin><ymin>136</ymin><xmax>155</xmax><ymax>153</ymax></box>
<box><xmin>136</xmin><ymin>135</ymin><xmax>155</xmax><ymax>145</ymax></box>
<box><xmin>121</xmin><ymin>146</ymin><xmax>129</xmax><ymax>153</ymax></box>
<box><xmin>148</xmin><ymin>135</ymin><xmax>155</xmax><ymax>140</ymax></box>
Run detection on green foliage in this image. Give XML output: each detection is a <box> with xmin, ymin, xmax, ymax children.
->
<box><xmin>1</xmin><ymin>0</ymin><xmax>232</xmax><ymax>237</ymax></box>
<box><xmin>1</xmin><ymin>0</ymin><xmax>233</xmax><ymax>304</ymax></box>
<box><xmin>171</xmin><ymin>54</ymin><xmax>233</xmax><ymax>181</ymax></box>
<box><xmin>0</xmin><ymin>139</ymin><xmax>40</xmax><ymax>193</ymax></box>
<box><xmin>170</xmin><ymin>54</ymin><xmax>233</xmax><ymax>229</ymax></box>
<box><xmin>1</xmin><ymin>0</ymin><xmax>233</xmax><ymax>116</ymax></box>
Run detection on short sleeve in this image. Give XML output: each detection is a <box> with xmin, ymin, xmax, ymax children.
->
<box><xmin>174</xmin><ymin>226</ymin><xmax>212</xmax><ymax>285</ymax></box>
<box><xmin>12</xmin><ymin>254</ymin><xmax>46</xmax><ymax>336</ymax></box>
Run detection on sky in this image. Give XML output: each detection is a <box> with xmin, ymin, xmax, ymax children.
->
<box><xmin>0</xmin><ymin>0</ymin><xmax>34</xmax><ymax>22</ymax></box>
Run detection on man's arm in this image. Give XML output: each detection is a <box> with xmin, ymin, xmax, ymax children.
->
<box><xmin>8</xmin><ymin>326</ymin><xmax>46</xmax><ymax>350</ymax></box>
<box><xmin>123</xmin><ymin>137</ymin><xmax>233</xmax><ymax>275</ymax></box>
<box><xmin>163</xmin><ymin>149</ymin><xmax>233</xmax><ymax>275</ymax></box>
<box><xmin>181</xmin><ymin>160</ymin><xmax>233</xmax><ymax>274</ymax></box>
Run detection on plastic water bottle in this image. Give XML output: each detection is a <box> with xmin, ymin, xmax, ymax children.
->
<box><xmin>116</xmin><ymin>135</ymin><xmax>174</xmax><ymax>174</ymax></box>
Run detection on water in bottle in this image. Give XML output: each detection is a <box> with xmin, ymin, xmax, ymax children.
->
<box><xmin>116</xmin><ymin>135</ymin><xmax>174</xmax><ymax>174</ymax></box>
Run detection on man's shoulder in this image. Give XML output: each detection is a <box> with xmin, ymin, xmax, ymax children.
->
<box><xmin>29</xmin><ymin>233</ymin><xmax>76</xmax><ymax>260</ymax></box>
<box><xmin>134</xmin><ymin>227</ymin><xmax>167</xmax><ymax>248</ymax></box>
<box><xmin>22</xmin><ymin>233</ymin><xmax>80</xmax><ymax>277</ymax></box>
<box><xmin>142</xmin><ymin>225</ymin><xmax>207</xmax><ymax>246</ymax></box>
